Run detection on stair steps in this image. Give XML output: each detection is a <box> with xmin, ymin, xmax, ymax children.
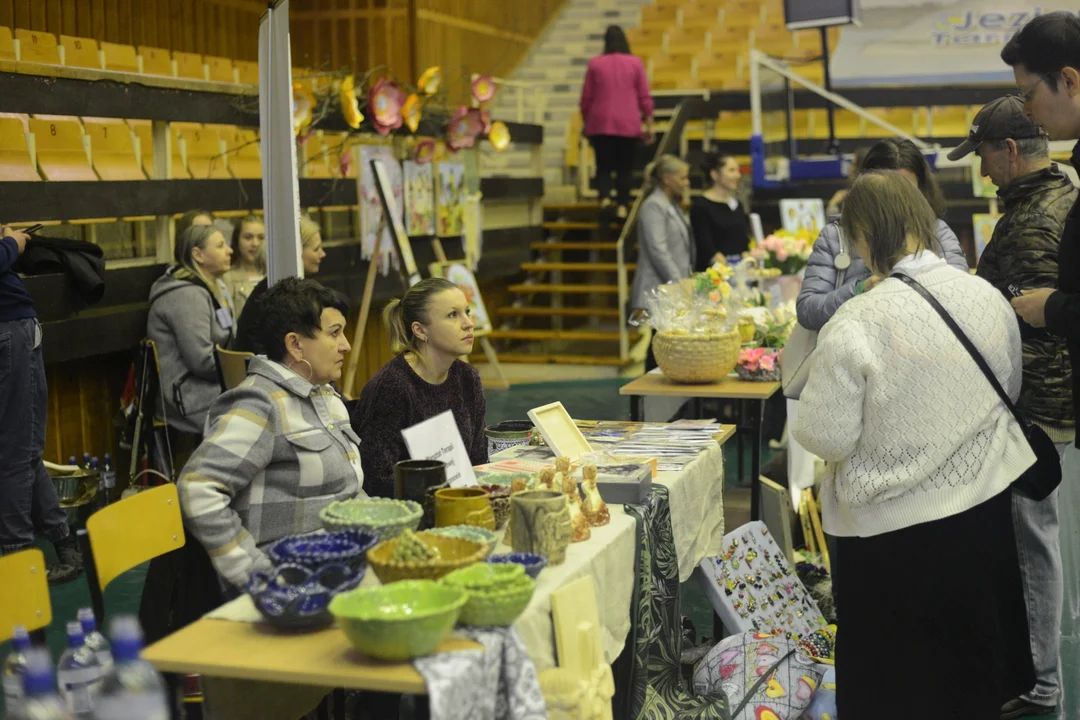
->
<box><xmin>519</xmin><ymin>262</ymin><xmax>634</xmax><ymax>273</ymax></box>
<box><xmin>496</xmin><ymin>306</ymin><xmax>622</xmax><ymax>318</ymax></box>
<box><xmin>507</xmin><ymin>283</ymin><xmax>620</xmax><ymax>294</ymax></box>
<box><xmin>470</xmin><ymin>353</ymin><xmax>630</xmax><ymax>367</ymax></box>
<box><xmin>531</xmin><ymin>241</ymin><xmax>619</xmax><ymax>251</ymax></box>
<box><xmin>486</xmin><ymin>329</ymin><xmax>639</xmax><ymax>342</ymax></box>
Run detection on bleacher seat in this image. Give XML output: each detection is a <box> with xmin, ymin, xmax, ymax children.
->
<box><xmin>224</xmin><ymin>128</ymin><xmax>261</xmax><ymax>179</ymax></box>
<box><xmin>665</xmin><ymin>26</ymin><xmax>710</xmax><ymax>54</ymax></box>
<box><xmin>627</xmin><ymin>27</ymin><xmax>665</xmax><ymax>55</ymax></box>
<box><xmin>0</xmin><ymin>113</ymin><xmax>41</xmax><ymax>181</ymax></box>
<box><xmin>926</xmin><ymin>106</ymin><xmax>971</xmax><ymax>138</ymax></box>
<box><xmin>205</xmin><ymin>55</ymin><xmax>234</xmax><ymax>83</ymax></box>
<box><xmin>83</xmin><ymin>118</ymin><xmax>145</xmax><ymax>181</ymax></box>
<box><xmin>173</xmin><ymin>51</ymin><xmax>205</xmax><ymax>80</ymax></box>
<box><xmin>180</xmin><ymin>126</ymin><xmax>229</xmax><ymax>178</ymax></box>
<box><xmin>138</xmin><ymin>46</ymin><xmax>172</xmax><ymax>76</ymax></box>
<box><xmin>642</xmin><ymin>3</ymin><xmax>679</xmax><ymax>27</ymax></box>
<box><xmin>867</xmin><ymin>107</ymin><xmax>921</xmax><ymax>138</ymax></box>
<box><xmin>301</xmin><ymin>132</ymin><xmax>333</xmax><ymax>179</ymax></box>
<box><xmin>0</xmin><ymin>27</ymin><xmax>15</xmax><ymax>61</ymax></box>
<box><xmin>679</xmin><ymin>4</ymin><xmax>723</xmax><ymax>30</ymax></box>
<box><xmin>101</xmin><ymin>42</ymin><xmax>139</xmax><ymax>73</ymax></box>
<box><xmin>169</xmin><ymin>122</ymin><xmax>200</xmax><ymax>179</ymax></box>
<box><xmin>29</xmin><ymin>116</ymin><xmax>98</xmax><ymax>181</ymax></box>
<box><xmin>16</xmin><ymin>29</ymin><xmax>60</xmax><ymax>65</ymax></box>
<box><xmin>716</xmin><ymin>111</ymin><xmax>752</xmax><ymax>140</ymax></box>
<box><xmin>127</xmin><ymin>119</ymin><xmax>155</xmax><ymax>177</ymax></box>
<box><xmin>234</xmin><ymin>60</ymin><xmax>258</xmax><ymax>85</ymax></box>
<box><xmin>60</xmin><ymin>35</ymin><xmax>101</xmax><ymax>70</ymax></box>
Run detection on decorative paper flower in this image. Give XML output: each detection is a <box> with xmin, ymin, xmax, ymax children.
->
<box><xmin>488</xmin><ymin>121</ymin><xmax>511</xmax><ymax>151</ymax></box>
<box><xmin>471</xmin><ymin>75</ymin><xmax>497</xmax><ymax>104</ymax></box>
<box><xmin>403</xmin><ymin>93</ymin><xmax>422</xmax><ymax>133</ymax></box>
<box><xmin>418</xmin><ymin>66</ymin><xmax>442</xmax><ymax>95</ymax></box>
<box><xmin>339</xmin><ymin>75</ymin><xmax>364</xmax><ymax>130</ymax></box>
<box><xmin>339</xmin><ymin>149</ymin><xmax>352</xmax><ymax>177</ymax></box>
<box><xmin>446</xmin><ymin>106</ymin><xmax>485</xmax><ymax>151</ymax></box>
<box><xmin>293</xmin><ymin>83</ymin><xmax>314</xmax><ymax>137</ymax></box>
<box><xmin>368</xmin><ymin>77</ymin><xmax>405</xmax><ymax>136</ymax></box>
<box><xmin>414</xmin><ymin>139</ymin><xmax>436</xmax><ymax>164</ymax></box>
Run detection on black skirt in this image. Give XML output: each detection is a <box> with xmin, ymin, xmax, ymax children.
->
<box><xmin>835</xmin><ymin>487</ymin><xmax>1034</xmax><ymax>719</ymax></box>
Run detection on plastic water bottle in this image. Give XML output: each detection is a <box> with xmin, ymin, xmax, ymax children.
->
<box><xmin>67</xmin><ymin>456</ymin><xmax>77</xmax><ymax>469</ymax></box>
<box><xmin>88</xmin><ymin>458</ymin><xmax>102</xmax><ymax>509</ymax></box>
<box><xmin>100</xmin><ymin>454</ymin><xmax>116</xmax><ymax>504</ymax></box>
<box><xmin>80</xmin><ymin>453</ymin><xmax>91</xmax><ymax>470</ymax></box>
<box><xmin>76</xmin><ymin>610</ymin><xmax>112</xmax><ymax>674</ymax></box>
<box><xmin>91</xmin><ymin>616</ymin><xmax>168</xmax><ymax>720</ymax></box>
<box><xmin>10</xmin><ymin>648</ymin><xmax>73</xmax><ymax>720</ymax></box>
<box><xmin>56</xmin><ymin>622</ymin><xmax>102</xmax><ymax>718</ymax></box>
<box><xmin>3</xmin><ymin>626</ymin><xmax>32</xmax><ymax>709</ymax></box>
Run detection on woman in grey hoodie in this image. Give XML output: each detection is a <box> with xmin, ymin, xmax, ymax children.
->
<box><xmin>147</xmin><ymin>225</ymin><xmax>234</xmax><ymax>437</ymax></box>
<box><xmin>797</xmin><ymin>138</ymin><xmax>970</xmax><ymax>331</ymax></box>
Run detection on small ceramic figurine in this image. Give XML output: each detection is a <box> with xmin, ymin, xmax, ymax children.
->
<box><xmin>563</xmin><ymin>475</ymin><xmax>590</xmax><ymax>542</ymax></box>
<box><xmin>537</xmin><ymin>467</ymin><xmax>557</xmax><ymax>491</ymax></box>
<box><xmin>581</xmin><ymin>464</ymin><xmax>610</xmax><ymax>527</ymax></box>
<box><xmin>555</xmin><ymin>456</ymin><xmax>571</xmax><ymax>475</ymax></box>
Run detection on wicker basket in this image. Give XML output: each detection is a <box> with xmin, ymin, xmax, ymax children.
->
<box><xmin>653</xmin><ymin>330</ymin><xmax>741</xmax><ymax>383</ymax></box>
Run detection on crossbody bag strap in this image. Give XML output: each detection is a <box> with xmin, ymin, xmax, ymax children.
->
<box><xmin>892</xmin><ymin>273</ymin><xmax>1024</xmax><ymax>427</ymax></box>
<box><xmin>834</xmin><ymin>224</ymin><xmax>848</xmax><ymax>290</ymax></box>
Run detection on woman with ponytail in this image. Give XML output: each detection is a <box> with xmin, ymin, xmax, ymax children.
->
<box><xmin>350</xmin><ymin>278</ymin><xmax>488</xmax><ymax>497</ymax></box>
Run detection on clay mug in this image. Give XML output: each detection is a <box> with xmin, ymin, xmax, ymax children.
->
<box><xmin>434</xmin><ymin>487</ymin><xmax>495</xmax><ymax>531</ymax></box>
<box><xmin>509</xmin><ymin>490</ymin><xmax>572</xmax><ymax>565</ymax></box>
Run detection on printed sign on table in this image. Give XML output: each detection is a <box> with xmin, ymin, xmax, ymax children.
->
<box><xmin>402</xmin><ymin>410</ymin><xmax>478</xmax><ymax>488</ymax></box>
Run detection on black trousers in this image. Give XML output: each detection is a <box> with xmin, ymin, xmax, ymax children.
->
<box><xmin>589</xmin><ymin>134</ymin><xmax>637</xmax><ymax>207</ymax></box>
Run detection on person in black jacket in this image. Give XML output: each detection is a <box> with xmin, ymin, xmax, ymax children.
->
<box><xmin>0</xmin><ymin>226</ymin><xmax>82</xmax><ymax>585</ymax></box>
<box><xmin>1002</xmin><ymin>15</ymin><xmax>1080</xmax><ymax>720</ymax></box>
<box><xmin>689</xmin><ymin>152</ymin><xmax>749</xmax><ymax>270</ymax></box>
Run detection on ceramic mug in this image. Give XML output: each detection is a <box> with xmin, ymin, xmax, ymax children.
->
<box><xmin>434</xmin><ymin>487</ymin><xmax>496</xmax><ymax>531</ymax></box>
<box><xmin>395</xmin><ymin>460</ymin><xmax>447</xmax><ymax>529</ymax></box>
<box><xmin>509</xmin><ymin>490</ymin><xmax>572</xmax><ymax>566</ymax></box>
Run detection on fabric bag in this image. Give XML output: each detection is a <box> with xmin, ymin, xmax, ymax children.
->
<box><xmin>894</xmin><ymin>273</ymin><xmax>1062</xmax><ymax>501</ymax></box>
<box><xmin>781</xmin><ymin>224</ymin><xmax>848</xmax><ymax>399</ymax></box>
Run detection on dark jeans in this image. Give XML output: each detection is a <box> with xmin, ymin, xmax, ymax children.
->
<box><xmin>0</xmin><ymin>318</ymin><xmax>69</xmax><ymax>554</ymax></box>
<box><xmin>590</xmin><ymin>134</ymin><xmax>637</xmax><ymax>208</ymax></box>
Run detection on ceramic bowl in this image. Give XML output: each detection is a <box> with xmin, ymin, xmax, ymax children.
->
<box><xmin>319</xmin><ymin>498</ymin><xmax>423</xmax><ymax>540</ymax></box>
<box><xmin>440</xmin><ymin>561</ymin><xmax>525</xmax><ymax>591</ymax></box>
<box><xmin>267</xmin><ymin>529</ymin><xmax>379</xmax><ymax>574</ymax></box>
<box><xmin>367</xmin><ymin>531</ymin><xmax>487</xmax><ymax>583</ymax></box>
<box><xmin>486</xmin><ymin>552</ymin><xmax>547</xmax><ymax>579</ymax></box>
<box><xmin>427</xmin><ymin>525</ymin><xmax>498</xmax><ymax>557</ymax></box>
<box><xmin>330</xmin><ymin>580</ymin><xmax>467</xmax><ymax>661</ymax></box>
<box><xmin>245</xmin><ymin>562</ymin><xmax>364</xmax><ymax>630</ymax></box>
<box><xmin>455</xmin><ymin>574</ymin><xmax>536</xmax><ymax>627</ymax></box>
<box><xmin>480</xmin><ymin>485</ymin><xmax>512</xmax><ymax>530</ymax></box>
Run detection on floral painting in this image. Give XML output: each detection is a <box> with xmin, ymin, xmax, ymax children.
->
<box><xmin>437</xmin><ymin>162</ymin><xmax>466</xmax><ymax>237</ymax></box>
<box><xmin>359</xmin><ymin>146</ymin><xmax>403</xmax><ymax>263</ymax></box>
<box><xmin>404</xmin><ymin>160</ymin><xmax>436</xmax><ymax>236</ymax></box>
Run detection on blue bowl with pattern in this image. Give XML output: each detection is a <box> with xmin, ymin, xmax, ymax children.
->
<box><xmin>245</xmin><ymin>562</ymin><xmax>364</xmax><ymax>630</ymax></box>
<box><xmin>486</xmin><ymin>552</ymin><xmax>547</xmax><ymax>579</ymax></box>
<box><xmin>267</xmin><ymin>528</ymin><xmax>379</xmax><ymax>574</ymax></box>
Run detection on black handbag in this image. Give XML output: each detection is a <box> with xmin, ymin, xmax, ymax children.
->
<box><xmin>894</xmin><ymin>273</ymin><xmax>1062</xmax><ymax>501</ymax></box>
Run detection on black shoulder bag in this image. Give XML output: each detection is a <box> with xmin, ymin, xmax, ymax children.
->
<box><xmin>893</xmin><ymin>273</ymin><xmax>1062</xmax><ymax>501</ymax></box>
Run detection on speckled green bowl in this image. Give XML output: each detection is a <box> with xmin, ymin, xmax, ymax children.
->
<box><xmin>440</xmin><ymin>561</ymin><xmax>524</xmax><ymax>592</ymax></box>
<box><xmin>451</xmin><ymin>574</ymin><xmax>536</xmax><ymax>627</ymax></box>
<box><xmin>427</xmin><ymin>525</ymin><xmax>498</xmax><ymax>557</ymax></box>
<box><xmin>330</xmin><ymin>580</ymin><xmax>467</xmax><ymax>661</ymax></box>
<box><xmin>320</xmin><ymin>498</ymin><xmax>423</xmax><ymax>540</ymax></box>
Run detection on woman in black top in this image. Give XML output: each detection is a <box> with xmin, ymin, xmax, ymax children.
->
<box><xmin>690</xmin><ymin>152</ymin><xmax>749</xmax><ymax>271</ymax></box>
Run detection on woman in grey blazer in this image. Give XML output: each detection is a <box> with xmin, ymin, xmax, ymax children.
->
<box><xmin>631</xmin><ymin>154</ymin><xmax>692</xmax><ymax>369</ymax></box>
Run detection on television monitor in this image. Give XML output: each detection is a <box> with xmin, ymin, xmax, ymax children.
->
<box><xmin>783</xmin><ymin>0</ymin><xmax>859</xmax><ymax>30</ymax></box>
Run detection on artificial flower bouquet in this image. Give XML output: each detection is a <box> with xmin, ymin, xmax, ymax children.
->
<box><xmin>748</xmin><ymin>229</ymin><xmax>814</xmax><ymax>276</ymax></box>
<box><xmin>736</xmin><ymin>346</ymin><xmax>781</xmax><ymax>381</ymax></box>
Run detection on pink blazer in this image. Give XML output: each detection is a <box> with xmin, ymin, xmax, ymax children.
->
<box><xmin>580</xmin><ymin>53</ymin><xmax>654</xmax><ymax>138</ymax></box>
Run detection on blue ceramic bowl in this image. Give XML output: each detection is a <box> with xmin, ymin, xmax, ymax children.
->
<box><xmin>487</xmin><ymin>552</ymin><xmax>547</xmax><ymax>579</ymax></box>
<box><xmin>267</xmin><ymin>528</ymin><xmax>379</xmax><ymax>574</ymax></box>
<box><xmin>246</xmin><ymin>562</ymin><xmax>364</xmax><ymax>630</ymax></box>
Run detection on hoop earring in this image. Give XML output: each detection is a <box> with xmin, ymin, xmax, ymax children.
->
<box><xmin>291</xmin><ymin>358</ymin><xmax>314</xmax><ymax>383</ymax></box>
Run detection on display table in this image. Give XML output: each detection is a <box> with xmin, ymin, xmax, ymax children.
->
<box><xmin>621</xmin><ymin>370</ymin><xmax>780</xmax><ymax>520</ymax></box>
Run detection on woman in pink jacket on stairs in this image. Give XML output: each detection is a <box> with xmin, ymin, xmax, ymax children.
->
<box><xmin>580</xmin><ymin>25</ymin><xmax>655</xmax><ymax>223</ymax></box>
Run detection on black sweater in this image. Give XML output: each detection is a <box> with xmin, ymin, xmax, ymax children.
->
<box><xmin>689</xmin><ymin>196</ymin><xmax>750</xmax><ymax>271</ymax></box>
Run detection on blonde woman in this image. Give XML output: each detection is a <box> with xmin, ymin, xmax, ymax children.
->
<box><xmin>235</xmin><ymin>215</ymin><xmax>327</xmax><ymax>353</ymax></box>
<box><xmin>630</xmin><ymin>154</ymin><xmax>692</xmax><ymax>370</ymax></box>
<box><xmin>350</xmin><ymin>278</ymin><xmax>487</xmax><ymax>497</ymax></box>
<box><xmin>147</xmin><ymin>225</ymin><xmax>234</xmax><ymax>437</ymax></box>
<box><xmin>223</xmin><ymin>214</ymin><xmax>266</xmax><ymax>318</ymax></box>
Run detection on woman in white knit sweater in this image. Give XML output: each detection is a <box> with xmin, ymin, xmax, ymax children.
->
<box><xmin>794</xmin><ymin>171</ymin><xmax>1036</xmax><ymax>718</ymax></box>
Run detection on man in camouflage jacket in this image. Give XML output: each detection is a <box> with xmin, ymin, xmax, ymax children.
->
<box><xmin>951</xmin><ymin>95</ymin><xmax>1074</xmax><ymax>718</ymax></box>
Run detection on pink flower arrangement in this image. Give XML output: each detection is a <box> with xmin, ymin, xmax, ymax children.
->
<box><xmin>749</xmin><ymin>229</ymin><xmax>813</xmax><ymax>275</ymax></box>
<box><xmin>736</xmin><ymin>347</ymin><xmax>781</xmax><ymax>381</ymax></box>
<box><xmin>471</xmin><ymin>75</ymin><xmax>497</xmax><ymax>104</ymax></box>
<box><xmin>446</xmin><ymin>106</ymin><xmax>488</xmax><ymax>151</ymax></box>
<box><xmin>368</xmin><ymin>77</ymin><xmax>406</xmax><ymax>135</ymax></box>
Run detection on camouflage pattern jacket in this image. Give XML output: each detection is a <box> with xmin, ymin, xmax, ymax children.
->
<box><xmin>977</xmin><ymin>165</ymin><xmax>1076</xmax><ymax>438</ymax></box>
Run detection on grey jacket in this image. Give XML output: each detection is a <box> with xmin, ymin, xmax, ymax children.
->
<box><xmin>796</xmin><ymin>218</ymin><xmax>969</xmax><ymax>331</ymax></box>
<box><xmin>147</xmin><ymin>268</ymin><xmax>234</xmax><ymax>435</ymax></box>
<box><xmin>631</xmin><ymin>189</ymin><xmax>695</xmax><ymax>309</ymax></box>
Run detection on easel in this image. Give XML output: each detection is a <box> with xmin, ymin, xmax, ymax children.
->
<box><xmin>429</xmin><ymin>238</ymin><xmax>510</xmax><ymax>390</ymax></box>
<box><xmin>341</xmin><ymin>214</ymin><xmax>389</xmax><ymax>398</ymax></box>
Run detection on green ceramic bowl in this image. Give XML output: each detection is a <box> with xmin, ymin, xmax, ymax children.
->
<box><xmin>330</xmin><ymin>580</ymin><xmax>467</xmax><ymax>661</ymax></box>
<box><xmin>320</xmin><ymin>498</ymin><xmax>423</xmax><ymax>540</ymax></box>
<box><xmin>441</xmin><ymin>561</ymin><xmax>524</xmax><ymax>592</ymax></box>
<box><xmin>426</xmin><ymin>525</ymin><xmax>498</xmax><ymax>557</ymax></box>
<box><xmin>455</xmin><ymin>575</ymin><xmax>536</xmax><ymax>627</ymax></box>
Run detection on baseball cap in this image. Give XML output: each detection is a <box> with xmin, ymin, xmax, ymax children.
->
<box><xmin>947</xmin><ymin>96</ymin><xmax>1043</xmax><ymax>161</ymax></box>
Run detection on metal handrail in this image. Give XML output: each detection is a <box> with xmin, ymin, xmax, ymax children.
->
<box><xmin>615</xmin><ymin>99</ymin><xmax>700</xmax><ymax>361</ymax></box>
<box><xmin>470</xmin><ymin>73</ymin><xmax>546</xmax><ymax>125</ymax></box>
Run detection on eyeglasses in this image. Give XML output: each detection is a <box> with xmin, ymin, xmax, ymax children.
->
<box><xmin>1018</xmin><ymin>77</ymin><xmax>1045</xmax><ymax>104</ymax></box>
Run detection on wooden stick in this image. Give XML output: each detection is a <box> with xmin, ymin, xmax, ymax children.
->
<box><xmin>806</xmin><ymin>492</ymin><xmax>830</xmax><ymax>574</ymax></box>
<box><xmin>799</xmin><ymin>489</ymin><xmax>817</xmax><ymax>556</ymax></box>
<box><xmin>342</xmin><ymin>218</ymin><xmax>387</xmax><ymax>398</ymax></box>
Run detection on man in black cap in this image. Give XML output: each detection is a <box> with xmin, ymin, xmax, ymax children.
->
<box><xmin>950</xmin><ymin>95</ymin><xmax>1075</xmax><ymax>719</ymax></box>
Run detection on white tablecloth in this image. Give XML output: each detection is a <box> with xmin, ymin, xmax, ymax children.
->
<box><xmin>655</xmin><ymin>440</ymin><xmax>726</xmax><ymax>582</ymax></box>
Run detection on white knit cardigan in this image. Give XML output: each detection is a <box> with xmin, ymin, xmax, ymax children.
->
<box><xmin>793</xmin><ymin>252</ymin><xmax>1036</xmax><ymax>538</ymax></box>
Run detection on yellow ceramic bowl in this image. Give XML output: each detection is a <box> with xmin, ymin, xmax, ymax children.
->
<box><xmin>434</xmin><ymin>487</ymin><xmax>495</xmax><ymax>531</ymax></box>
<box><xmin>367</xmin><ymin>531</ymin><xmax>487</xmax><ymax>583</ymax></box>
